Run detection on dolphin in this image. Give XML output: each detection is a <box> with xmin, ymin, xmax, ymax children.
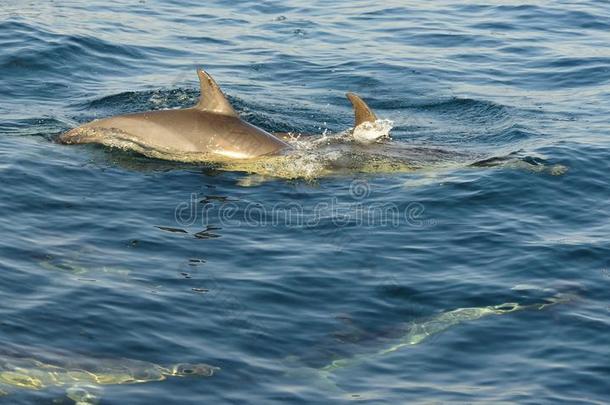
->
<box><xmin>0</xmin><ymin>342</ymin><xmax>217</xmax><ymax>404</ymax></box>
<box><xmin>319</xmin><ymin>291</ymin><xmax>576</xmax><ymax>374</ymax></box>
<box><xmin>59</xmin><ymin>69</ymin><xmax>379</xmax><ymax>161</ymax></box>
<box><xmin>279</xmin><ymin>289</ymin><xmax>578</xmax><ymax>397</ymax></box>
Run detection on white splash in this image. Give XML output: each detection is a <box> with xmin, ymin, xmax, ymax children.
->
<box><xmin>352</xmin><ymin>119</ymin><xmax>394</xmax><ymax>143</ymax></box>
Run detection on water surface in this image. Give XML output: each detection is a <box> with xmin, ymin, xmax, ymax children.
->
<box><xmin>1</xmin><ymin>1</ymin><xmax>609</xmax><ymax>403</ymax></box>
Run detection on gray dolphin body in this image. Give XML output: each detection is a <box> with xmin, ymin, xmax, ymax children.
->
<box><xmin>59</xmin><ymin>69</ymin><xmax>293</xmax><ymax>160</ymax></box>
<box><xmin>59</xmin><ymin>69</ymin><xmax>380</xmax><ymax>163</ymax></box>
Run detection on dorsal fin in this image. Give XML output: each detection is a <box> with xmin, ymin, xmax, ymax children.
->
<box><xmin>346</xmin><ymin>92</ymin><xmax>377</xmax><ymax>127</ymax></box>
<box><xmin>195</xmin><ymin>69</ymin><xmax>238</xmax><ymax>117</ymax></box>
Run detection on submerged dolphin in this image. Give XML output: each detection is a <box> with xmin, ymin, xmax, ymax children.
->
<box><xmin>285</xmin><ymin>290</ymin><xmax>577</xmax><ymax>385</ymax></box>
<box><xmin>0</xmin><ymin>343</ymin><xmax>217</xmax><ymax>404</ymax></box>
<box><xmin>59</xmin><ymin>69</ymin><xmax>378</xmax><ymax>161</ymax></box>
<box><xmin>279</xmin><ymin>290</ymin><xmax>578</xmax><ymax>398</ymax></box>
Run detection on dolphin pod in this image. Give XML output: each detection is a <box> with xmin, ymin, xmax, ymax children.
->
<box><xmin>59</xmin><ymin>69</ymin><xmax>378</xmax><ymax>160</ymax></box>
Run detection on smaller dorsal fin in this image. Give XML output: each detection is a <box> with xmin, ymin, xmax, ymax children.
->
<box><xmin>195</xmin><ymin>69</ymin><xmax>238</xmax><ymax>117</ymax></box>
<box><xmin>346</xmin><ymin>92</ymin><xmax>377</xmax><ymax>127</ymax></box>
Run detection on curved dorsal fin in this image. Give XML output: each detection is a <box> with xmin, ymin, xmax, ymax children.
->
<box><xmin>346</xmin><ymin>92</ymin><xmax>377</xmax><ymax>127</ymax></box>
<box><xmin>195</xmin><ymin>69</ymin><xmax>237</xmax><ymax>117</ymax></box>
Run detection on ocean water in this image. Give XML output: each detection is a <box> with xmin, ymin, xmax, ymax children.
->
<box><xmin>1</xmin><ymin>0</ymin><xmax>610</xmax><ymax>403</ymax></box>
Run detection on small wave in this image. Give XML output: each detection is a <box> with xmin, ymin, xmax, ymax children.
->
<box><xmin>86</xmin><ymin>88</ymin><xmax>198</xmax><ymax>115</ymax></box>
<box><xmin>0</xmin><ymin>33</ymin><xmax>143</xmax><ymax>74</ymax></box>
<box><xmin>416</xmin><ymin>97</ymin><xmax>511</xmax><ymax>122</ymax></box>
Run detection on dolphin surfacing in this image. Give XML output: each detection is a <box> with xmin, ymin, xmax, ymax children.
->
<box><xmin>59</xmin><ymin>69</ymin><xmax>292</xmax><ymax>160</ymax></box>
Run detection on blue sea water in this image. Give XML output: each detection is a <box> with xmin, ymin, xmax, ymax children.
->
<box><xmin>1</xmin><ymin>0</ymin><xmax>610</xmax><ymax>403</ymax></box>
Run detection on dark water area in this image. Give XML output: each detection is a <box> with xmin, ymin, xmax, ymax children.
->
<box><xmin>1</xmin><ymin>1</ymin><xmax>609</xmax><ymax>403</ymax></box>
